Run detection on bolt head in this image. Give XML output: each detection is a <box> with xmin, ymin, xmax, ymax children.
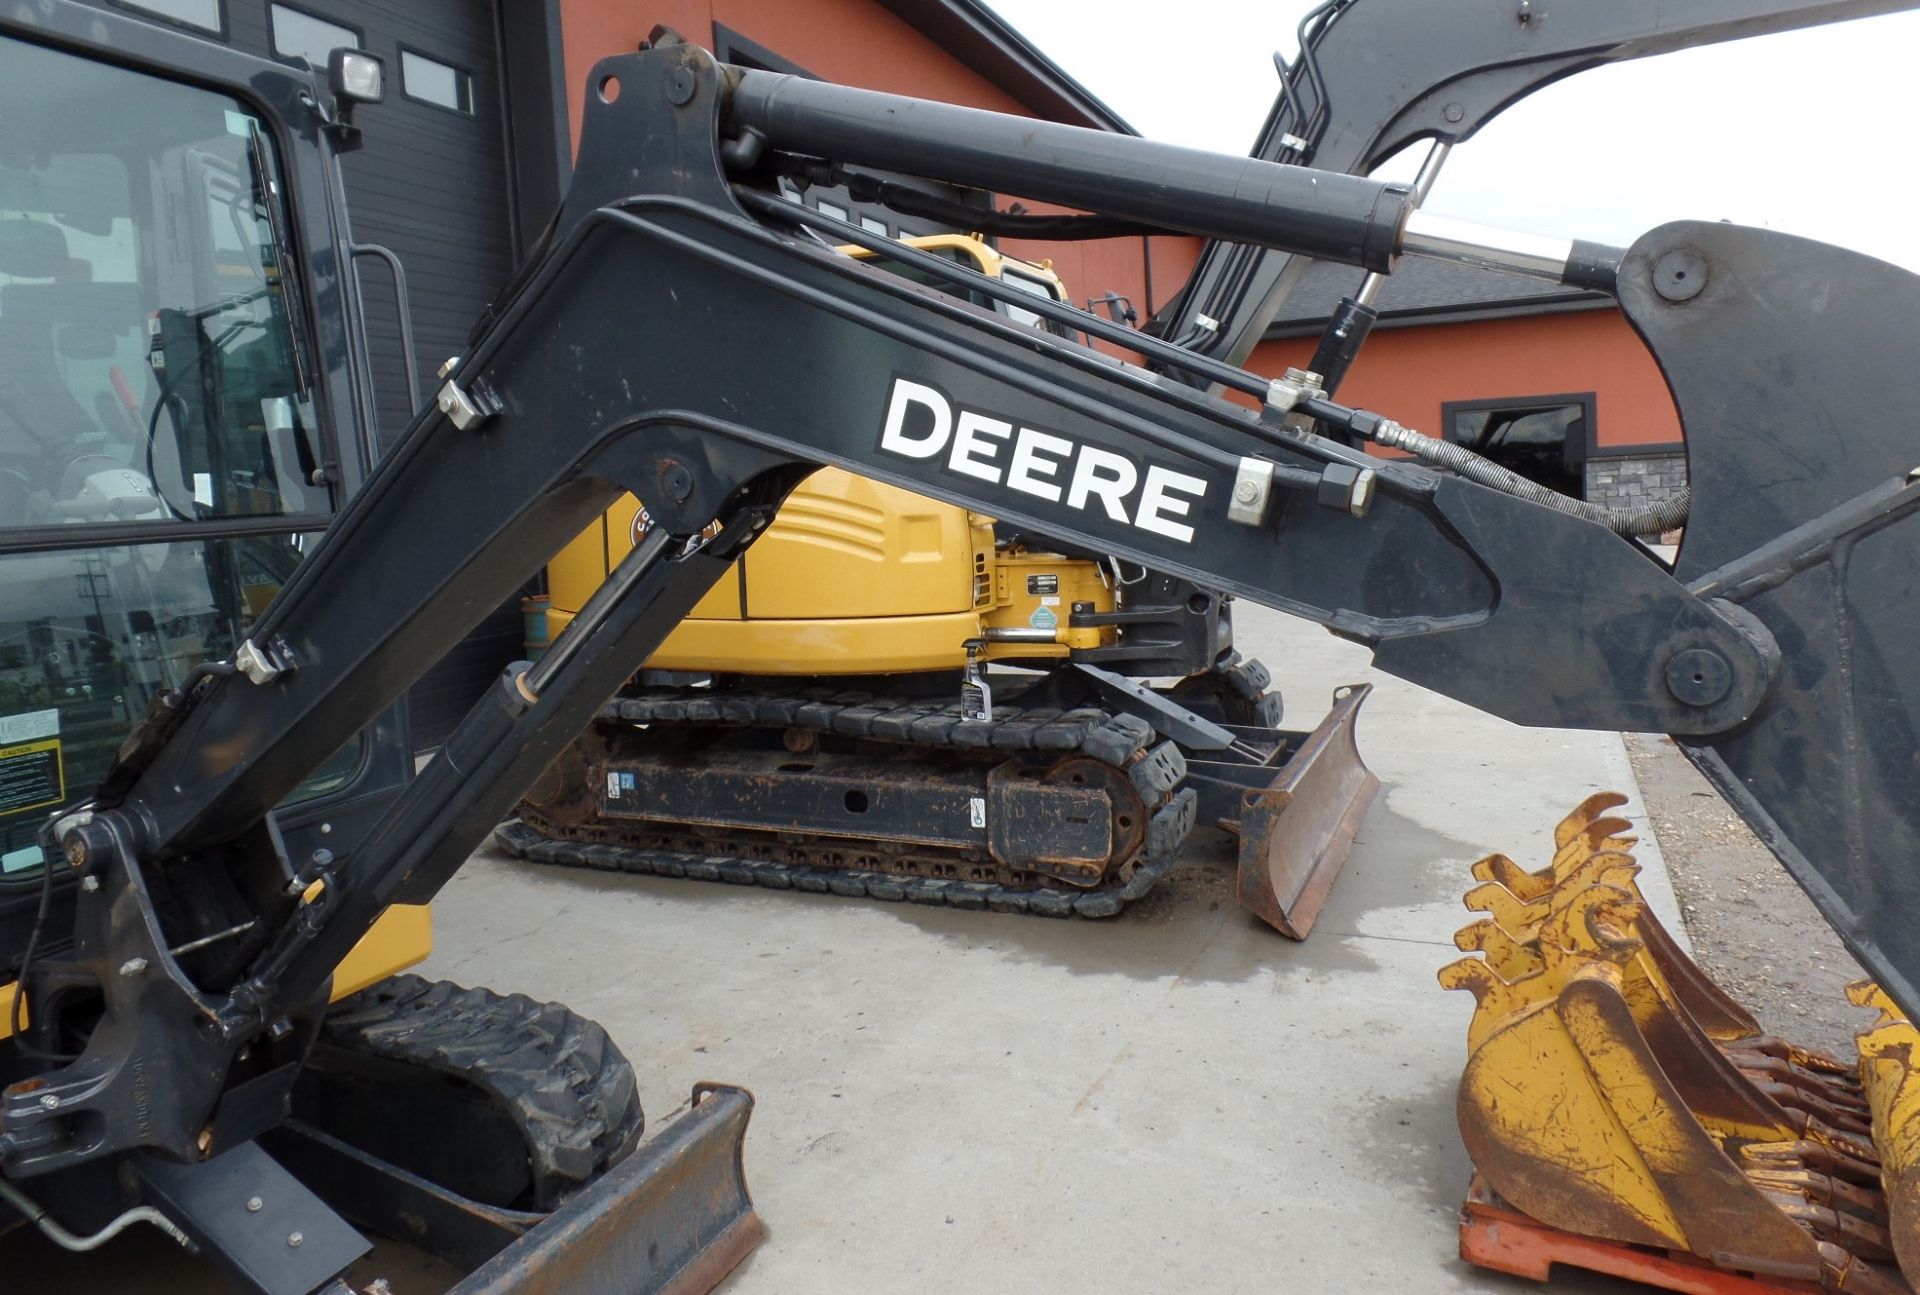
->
<box><xmin>288</xmin><ymin>1231</ymin><xmax>304</xmax><ymax>1248</ymax></box>
<box><xmin>1233</xmin><ymin>480</ymin><xmax>1260</xmax><ymax>504</ymax></box>
<box><xmin>81</xmin><ymin>875</ymin><xmax>100</xmax><ymax>893</ymax></box>
<box><xmin>246</xmin><ymin>1196</ymin><xmax>264</xmax><ymax>1213</ymax></box>
<box><xmin>39</xmin><ymin>1093</ymin><xmax>59</xmax><ymax>1111</ymax></box>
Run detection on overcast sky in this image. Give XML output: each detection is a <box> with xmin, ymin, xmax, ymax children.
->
<box><xmin>982</xmin><ymin>1</ymin><xmax>1920</xmax><ymax>272</ymax></box>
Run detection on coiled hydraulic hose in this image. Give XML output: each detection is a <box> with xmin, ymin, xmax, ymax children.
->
<box><xmin>1368</xmin><ymin>418</ymin><xmax>1690</xmax><ymax>538</ymax></box>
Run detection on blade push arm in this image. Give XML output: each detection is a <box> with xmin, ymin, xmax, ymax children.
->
<box><xmin>9</xmin><ymin>42</ymin><xmax>1917</xmax><ymax>1180</ymax></box>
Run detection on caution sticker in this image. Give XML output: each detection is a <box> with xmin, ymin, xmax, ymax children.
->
<box><xmin>0</xmin><ymin>737</ymin><xmax>64</xmax><ymax>818</ymax></box>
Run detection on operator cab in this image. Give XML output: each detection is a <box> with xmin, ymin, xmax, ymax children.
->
<box><xmin>0</xmin><ymin>31</ymin><xmax>359</xmax><ymax>891</ymax></box>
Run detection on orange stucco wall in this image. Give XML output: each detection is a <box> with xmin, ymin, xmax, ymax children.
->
<box><xmin>554</xmin><ymin>0</ymin><xmax>1194</xmax><ymax>315</ymax></box>
<box><xmin>1250</xmin><ymin>306</ymin><xmax>1683</xmax><ymax>448</ymax></box>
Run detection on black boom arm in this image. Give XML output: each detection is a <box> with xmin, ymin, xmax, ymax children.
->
<box><xmin>7</xmin><ymin>41</ymin><xmax>1918</xmax><ymax>1182</ymax></box>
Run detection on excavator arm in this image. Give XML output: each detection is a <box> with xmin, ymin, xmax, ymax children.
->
<box><xmin>1156</xmin><ymin>0</ymin><xmax>1920</xmax><ymax>369</ymax></box>
<box><xmin>5</xmin><ymin>36</ymin><xmax>1917</xmax><ymax>1222</ymax></box>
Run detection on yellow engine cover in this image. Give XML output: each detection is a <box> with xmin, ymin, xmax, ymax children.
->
<box><xmin>546</xmin><ymin>468</ymin><xmax>1116</xmax><ymax>675</ymax></box>
<box><xmin>541</xmin><ymin>236</ymin><xmax>1114</xmax><ymax>676</ymax></box>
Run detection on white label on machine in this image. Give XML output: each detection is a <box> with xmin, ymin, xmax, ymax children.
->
<box><xmin>2</xmin><ymin>844</ymin><xmax>44</xmax><ymax>874</ymax></box>
<box><xmin>606</xmin><ymin>771</ymin><xmax>621</xmax><ymax>800</ymax></box>
<box><xmin>969</xmin><ymin>797</ymin><xmax>987</xmax><ymax>829</ymax></box>
<box><xmin>0</xmin><ymin>710</ymin><xmax>58</xmax><ymax>744</ymax></box>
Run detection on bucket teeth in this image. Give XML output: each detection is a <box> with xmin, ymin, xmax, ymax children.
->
<box><xmin>1443</xmin><ymin>794</ymin><xmax>1908</xmax><ymax>1292</ymax></box>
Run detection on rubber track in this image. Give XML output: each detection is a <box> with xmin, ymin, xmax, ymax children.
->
<box><xmin>318</xmin><ymin>974</ymin><xmax>646</xmax><ymax>1210</ymax></box>
<box><xmin>497</xmin><ymin>687</ymin><xmax>1200</xmax><ymax>918</ymax></box>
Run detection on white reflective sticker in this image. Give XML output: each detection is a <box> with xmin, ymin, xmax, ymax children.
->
<box><xmin>969</xmin><ymin>797</ymin><xmax>987</xmax><ymax>829</ymax></box>
<box><xmin>606</xmin><ymin>772</ymin><xmax>621</xmax><ymax>799</ymax></box>
<box><xmin>0</xmin><ymin>709</ymin><xmax>58</xmax><ymax>743</ymax></box>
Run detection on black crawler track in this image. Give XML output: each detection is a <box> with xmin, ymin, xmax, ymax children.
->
<box><xmin>304</xmin><ymin>974</ymin><xmax>646</xmax><ymax>1210</ymax></box>
<box><xmin>499</xmin><ymin>686</ymin><xmax>1203</xmax><ymax>918</ymax></box>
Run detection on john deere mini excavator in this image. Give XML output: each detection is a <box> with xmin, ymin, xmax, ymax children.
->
<box><xmin>502</xmin><ymin>230</ymin><xmax>1376</xmax><ymax>936</ymax></box>
<box><xmin>8</xmin><ymin>3</ymin><xmax>1920</xmax><ymax>1294</ymax></box>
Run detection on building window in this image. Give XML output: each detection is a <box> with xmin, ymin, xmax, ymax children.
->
<box><xmin>402</xmin><ymin>50</ymin><xmax>474</xmax><ymax>114</ymax></box>
<box><xmin>1442</xmin><ymin>393</ymin><xmax>1595</xmax><ymax>499</ymax></box>
<box><xmin>269</xmin><ymin>4</ymin><xmax>359</xmax><ymax>68</ymax></box>
<box><xmin>114</xmin><ymin>0</ymin><xmax>223</xmax><ymax>35</ymax></box>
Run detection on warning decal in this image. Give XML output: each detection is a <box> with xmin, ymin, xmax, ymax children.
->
<box><xmin>0</xmin><ymin>738</ymin><xmax>64</xmax><ymax>817</ymax></box>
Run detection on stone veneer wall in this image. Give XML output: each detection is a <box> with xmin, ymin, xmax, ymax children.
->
<box><xmin>1586</xmin><ymin>451</ymin><xmax>1688</xmax><ymax>512</ymax></box>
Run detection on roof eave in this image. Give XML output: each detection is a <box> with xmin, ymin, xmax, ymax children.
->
<box><xmin>874</xmin><ymin>0</ymin><xmax>1137</xmax><ymax>134</ymax></box>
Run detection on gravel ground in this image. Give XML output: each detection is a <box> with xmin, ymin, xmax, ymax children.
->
<box><xmin>1623</xmin><ymin>732</ymin><xmax>1871</xmax><ymax>1058</ymax></box>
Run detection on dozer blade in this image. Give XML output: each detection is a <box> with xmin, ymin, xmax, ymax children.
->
<box><xmin>1231</xmin><ymin>682</ymin><xmax>1379</xmax><ymax>939</ymax></box>
<box><xmin>1851</xmin><ymin>983</ymin><xmax>1920</xmax><ymax>1289</ymax></box>
<box><xmin>449</xmin><ymin>1083</ymin><xmax>764</xmax><ymax>1295</ymax></box>
<box><xmin>1441</xmin><ymin>800</ymin><xmax>1907</xmax><ymax>1292</ymax></box>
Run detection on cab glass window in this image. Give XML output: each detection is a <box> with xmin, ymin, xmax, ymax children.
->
<box><xmin>0</xmin><ymin>34</ymin><xmax>326</xmax><ymax>531</ymax></box>
<box><xmin>0</xmin><ymin>532</ymin><xmax>361</xmax><ymax>880</ymax></box>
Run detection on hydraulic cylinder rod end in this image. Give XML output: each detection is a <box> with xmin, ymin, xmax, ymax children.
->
<box><xmin>1563</xmin><ymin>240</ymin><xmax>1624</xmax><ymax>293</ymax></box>
<box><xmin>1399</xmin><ymin>211</ymin><xmax>1575</xmax><ymax>284</ymax></box>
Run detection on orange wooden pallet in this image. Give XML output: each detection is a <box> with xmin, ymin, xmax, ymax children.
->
<box><xmin>1459</xmin><ymin>1175</ymin><xmax>1835</xmax><ymax>1295</ymax></box>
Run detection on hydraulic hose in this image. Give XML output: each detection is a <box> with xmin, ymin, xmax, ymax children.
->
<box><xmin>1367</xmin><ymin>418</ymin><xmax>1690</xmax><ymax>538</ymax></box>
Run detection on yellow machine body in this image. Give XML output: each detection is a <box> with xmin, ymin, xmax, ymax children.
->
<box><xmin>542</xmin><ymin>235</ymin><xmax>1117</xmax><ymax>674</ymax></box>
<box><xmin>1</xmin><ymin>903</ymin><xmax>432</xmax><ymax>1042</ymax></box>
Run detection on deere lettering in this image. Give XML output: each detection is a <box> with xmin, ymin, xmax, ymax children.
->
<box><xmin>878</xmin><ymin>377</ymin><xmax>1208</xmax><ymax>543</ymax></box>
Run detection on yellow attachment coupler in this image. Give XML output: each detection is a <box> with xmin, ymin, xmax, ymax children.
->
<box><xmin>1440</xmin><ymin>793</ymin><xmax>1911</xmax><ymax>1295</ymax></box>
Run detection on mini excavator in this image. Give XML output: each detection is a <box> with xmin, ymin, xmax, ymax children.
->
<box><xmin>507</xmin><ymin>233</ymin><xmax>1372</xmax><ymax>936</ymax></box>
<box><xmin>5</xmin><ymin>2</ymin><xmax>1920</xmax><ymax>1293</ymax></box>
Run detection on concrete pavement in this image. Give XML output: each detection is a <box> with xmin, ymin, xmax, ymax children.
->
<box><xmin>413</xmin><ymin>603</ymin><xmax>1678</xmax><ymax>1293</ymax></box>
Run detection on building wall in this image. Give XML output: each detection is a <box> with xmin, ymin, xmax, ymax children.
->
<box><xmin>554</xmin><ymin>0</ymin><xmax>1192</xmax><ymax>316</ymax></box>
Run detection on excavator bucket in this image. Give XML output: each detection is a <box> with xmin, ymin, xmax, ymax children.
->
<box><xmin>1442</xmin><ymin>798</ymin><xmax>1910</xmax><ymax>1294</ymax></box>
<box><xmin>1223</xmin><ymin>683</ymin><xmax>1379</xmax><ymax>939</ymax></box>
<box><xmin>1851</xmin><ymin>983</ymin><xmax>1920</xmax><ymax>1288</ymax></box>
